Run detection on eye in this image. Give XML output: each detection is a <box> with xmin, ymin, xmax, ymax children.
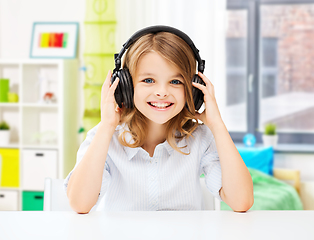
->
<box><xmin>170</xmin><ymin>79</ymin><xmax>182</xmax><ymax>85</ymax></box>
<box><xmin>143</xmin><ymin>78</ymin><xmax>154</xmax><ymax>83</ymax></box>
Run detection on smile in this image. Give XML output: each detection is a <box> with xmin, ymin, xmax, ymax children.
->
<box><xmin>148</xmin><ymin>102</ymin><xmax>174</xmax><ymax>109</ymax></box>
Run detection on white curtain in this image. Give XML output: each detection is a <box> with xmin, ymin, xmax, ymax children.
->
<box><xmin>116</xmin><ymin>0</ymin><xmax>227</xmax><ymax>115</ymax></box>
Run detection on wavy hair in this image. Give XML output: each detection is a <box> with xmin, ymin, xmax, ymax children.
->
<box><xmin>118</xmin><ymin>31</ymin><xmax>200</xmax><ymax>155</ymax></box>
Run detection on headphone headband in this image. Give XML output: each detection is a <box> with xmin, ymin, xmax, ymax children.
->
<box><xmin>114</xmin><ymin>25</ymin><xmax>205</xmax><ymax>73</ymax></box>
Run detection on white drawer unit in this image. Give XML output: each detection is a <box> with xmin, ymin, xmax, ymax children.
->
<box><xmin>0</xmin><ymin>190</ymin><xmax>19</xmax><ymax>211</ymax></box>
<box><xmin>22</xmin><ymin>149</ymin><xmax>58</xmax><ymax>191</ymax></box>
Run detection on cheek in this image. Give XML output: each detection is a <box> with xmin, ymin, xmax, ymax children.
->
<box><xmin>177</xmin><ymin>88</ymin><xmax>186</xmax><ymax>105</ymax></box>
<box><xmin>133</xmin><ymin>86</ymin><xmax>144</xmax><ymax>106</ymax></box>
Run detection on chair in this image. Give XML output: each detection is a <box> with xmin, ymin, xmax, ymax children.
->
<box><xmin>273</xmin><ymin>168</ymin><xmax>301</xmax><ymax>194</ymax></box>
<box><xmin>44</xmin><ymin>178</ymin><xmax>72</xmax><ymax>211</ymax></box>
<box><xmin>200</xmin><ymin>178</ymin><xmax>221</xmax><ymax>210</ymax></box>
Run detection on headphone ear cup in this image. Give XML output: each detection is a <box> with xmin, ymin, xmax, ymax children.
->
<box><xmin>192</xmin><ymin>74</ymin><xmax>205</xmax><ymax>111</ymax></box>
<box><xmin>120</xmin><ymin>68</ymin><xmax>134</xmax><ymax>108</ymax></box>
<box><xmin>111</xmin><ymin>71</ymin><xmax>123</xmax><ymax>108</ymax></box>
<box><xmin>111</xmin><ymin>69</ymin><xmax>134</xmax><ymax>109</ymax></box>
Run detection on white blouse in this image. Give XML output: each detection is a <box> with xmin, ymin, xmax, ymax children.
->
<box><xmin>64</xmin><ymin>123</ymin><xmax>222</xmax><ymax>211</ymax></box>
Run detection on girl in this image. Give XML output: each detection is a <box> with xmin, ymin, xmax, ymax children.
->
<box><xmin>64</xmin><ymin>26</ymin><xmax>253</xmax><ymax>213</ymax></box>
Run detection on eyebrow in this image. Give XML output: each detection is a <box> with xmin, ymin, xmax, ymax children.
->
<box><xmin>137</xmin><ymin>73</ymin><xmax>183</xmax><ymax>79</ymax></box>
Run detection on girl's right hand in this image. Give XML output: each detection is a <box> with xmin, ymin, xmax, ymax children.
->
<box><xmin>100</xmin><ymin>70</ymin><xmax>122</xmax><ymax>130</ymax></box>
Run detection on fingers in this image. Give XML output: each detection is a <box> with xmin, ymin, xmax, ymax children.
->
<box><xmin>102</xmin><ymin>70</ymin><xmax>112</xmax><ymax>95</ymax></box>
<box><xmin>108</xmin><ymin>77</ymin><xmax>119</xmax><ymax>96</ymax></box>
<box><xmin>198</xmin><ymin>72</ymin><xmax>213</xmax><ymax>86</ymax></box>
<box><xmin>104</xmin><ymin>70</ymin><xmax>112</xmax><ymax>87</ymax></box>
<box><xmin>101</xmin><ymin>70</ymin><xmax>119</xmax><ymax>96</ymax></box>
<box><xmin>101</xmin><ymin>70</ymin><xmax>120</xmax><ymax>106</ymax></box>
<box><xmin>192</xmin><ymin>81</ymin><xmax>207</xmax><ymax>92</ymax></box>
<box><xmin>194</xmin><ymin>72</ymin><xmax>215</xmax><ymax>96</ymax></box>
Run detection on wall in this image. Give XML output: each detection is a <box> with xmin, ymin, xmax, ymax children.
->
<box><xmin>0</xmin><ymin>0</ymin><xmax>85</xmax><ymax>59</ymax></box>
<box><xmin>275</xmin><ymin>153</ymin><xmax>314</xmax><ymax>182</ymax></box>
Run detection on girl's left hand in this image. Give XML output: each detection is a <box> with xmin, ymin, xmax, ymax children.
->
<box><xmin>192</xmin><ymin>72</ymin><xmax>223</xmax><ymax>130</ymax></box>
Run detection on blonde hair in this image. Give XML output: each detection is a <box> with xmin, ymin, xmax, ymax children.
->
<box><xmin>118</xmin><ymin>31</ymin><xmax>199</xmax><ymax>155</ymax></box>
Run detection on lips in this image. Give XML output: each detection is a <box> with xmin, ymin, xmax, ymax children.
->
<box><xmin>148</xmin><ymin>101</ymin><xmax>174</xmax><ymax>109</ymax></box>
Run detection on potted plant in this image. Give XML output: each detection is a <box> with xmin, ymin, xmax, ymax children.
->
<box><xmin>0</xmin><ymin>121</ymin><xmax>10</xmax><ymax>145</ymax></box>
<box><xmin>262</xmin><ymin>123</ymin><xmax>278</xmax><ymax>148</ymax></box>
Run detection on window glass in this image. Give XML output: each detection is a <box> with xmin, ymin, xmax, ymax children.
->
<box><xmin>224</xmin><ymin>10</ymin><xmax>248</xmax><ymax>132</ymax></box>
<box><xmin>260</xmin><ymin>4</ymin><xmax>314</xmax><ymax>133</ymax></box>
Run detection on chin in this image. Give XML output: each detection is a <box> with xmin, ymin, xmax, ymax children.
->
<box><xmin>146</xmin><ymin>116</ymin><xmax>172</xmax><ymax>125</ymax></box>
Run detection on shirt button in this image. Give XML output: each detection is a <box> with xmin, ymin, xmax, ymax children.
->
<box><xmin>152</xmin><ymin>201</ymin><xmax>157</xmax><ymax>205</ymax></box>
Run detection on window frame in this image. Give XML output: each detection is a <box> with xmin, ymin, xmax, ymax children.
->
<box><xmin>227</xmin><ymin>0</ymin><xmax>314</xmax><ymax>144</ymax></box>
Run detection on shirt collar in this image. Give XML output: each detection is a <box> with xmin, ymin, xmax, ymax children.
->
<box><xmin>123</xmin><ymin>140</ymin><xmax>174</xmax><ymax>161</ymax></box>
<box><xmin>117</xmin><ymin>124</ymin><xmax>189</xmax><ymax>160</ymax></box>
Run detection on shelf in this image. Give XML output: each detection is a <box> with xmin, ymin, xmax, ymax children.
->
<box><xmin>0</xmin><ymin>103</ymin><xmax>58</xmax><ymax>108</ymax></box>
<box><xmin>0</xmin><ymin>59</ymin><xmax>78</xmax><ymax>210</ymax></box>
<box><xmin>0</xmin><ymin>187</ymin><xmax>20</xmax><ymax>191</ymax></box>
<box><xmin>22</xmin><ymin>144</ymin><xmax>58</xmax><ymax>150</ymax></box>
<box><xmin>0</xmin><ymin>59</ymin><xmax>64</xmax><ymax>64</ymax></box>
<box><xmin>0</xmin><ymin>103</ymin><xmax>19</xmax><ymax>107</ymax></box>
<box><xmin>0</xmin><ymin>143</ymin><xmax>19</xmax><ymax>148</ymax></box>
<box><xmin>22</xmin><ymin>103</ymin><xmax>58</xmax><ymax>108</ymax></box>
<box><xmin>22</xmin><ymin>64</ymin><xmax>59</xmax><ymax>104</ymax></box>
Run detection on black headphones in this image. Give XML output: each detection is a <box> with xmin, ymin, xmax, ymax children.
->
<box><xmin>111</xmin><ymin>25</ymin><xmax>206</xmax><ymax>111</ymax></box>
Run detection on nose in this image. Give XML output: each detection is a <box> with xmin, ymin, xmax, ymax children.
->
<box><xmin>155</xmin><ymin>84</ymin><xmax>169</xmax><ymax>98</ymax></box>
<box><xmin>155</xmin><ymin>89</ymin><xmax>168</xmax><ymax>98</ymax></box>
<box><xmin>156</xmin><ymin>92</ymin><xmax>168</xmax><ymax>98</ymax></box>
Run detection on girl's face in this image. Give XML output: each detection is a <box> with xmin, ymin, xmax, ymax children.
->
<box><xmin>133</xmin><ymin>51</ymin><xmax>186</xmax><ymax>125</ymax></box>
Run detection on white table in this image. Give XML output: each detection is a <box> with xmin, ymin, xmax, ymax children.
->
<box><xmin>0</xmin><ymin>211</ymin><xmax>313</xmax><ymax>240</ymax></box>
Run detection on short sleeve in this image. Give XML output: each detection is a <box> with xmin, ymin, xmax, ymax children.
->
<box><xmin>199</xmin><ymin>126</ymin><xmax>222</xmax><ymax>201</ymax></box>
<box><xmin>63</xmin><ymin>124</ymin><xmax>111</xmax><ymax>207</ymax></box>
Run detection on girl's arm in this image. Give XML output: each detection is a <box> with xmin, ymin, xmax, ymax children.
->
<box><xmin>193</xmin><ymin>72</ymin><xmax>254</xmax><ymax>212</ymax></box>
<box><xmin>66</xmin><ymin>124</ymin><xmax>115</xmax><ymax>213</ymax></box>
<box><xmin>211</xmin><ymin>121</ymin><xmax>254</xmax><ymax>212</ymax></box>
<box><xmin>67</xmin><ymin>71</ymin><xmax>121</xmax><ymax>214</ymax></box>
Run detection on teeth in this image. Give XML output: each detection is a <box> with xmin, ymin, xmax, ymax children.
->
<box><xmin>150</xmin><ymin>102</ymin><xmax>171</xmax><ymax>108</ymax></box>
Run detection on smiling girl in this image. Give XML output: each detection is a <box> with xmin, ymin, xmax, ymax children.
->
<box><xmin>64</xmin><ymin>26</ymin><xmax>253</xmax><ymax>213</ymax></box>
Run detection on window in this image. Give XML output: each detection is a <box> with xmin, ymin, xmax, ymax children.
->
<box><xmin>225</xmin><ymin>0</ymin><xmax>314</xmax><ymax>144</ymax></box>
<box><xmin>261</xmin><ymin>38</ymin><xmax>277</xmax><ymax>98</ymax></box>
<box><xmin>224</xmin><ymin>10</ymin><xmax>248</xmax><ymax>132</ymax></box>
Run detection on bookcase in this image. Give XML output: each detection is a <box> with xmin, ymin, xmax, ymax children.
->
<box><xmin>0</xmin><ymin>59</ymin><xmax>78</xmax><ymax>211</ymax></box>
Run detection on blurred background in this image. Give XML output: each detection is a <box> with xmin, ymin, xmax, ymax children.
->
<box><xmin>0</xmin><ymin>0</ymin><xmax>313</xmax><ymax>212</ymax></box>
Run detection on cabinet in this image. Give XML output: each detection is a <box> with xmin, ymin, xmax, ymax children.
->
<box><xmin>0</xmin><ymin>190</ymin><xmax>19</xmax><ymax>211</ymax></box>
<box><xmin>22</xmin><ymin>149</ymin><xmax>57</xmax><ymax>190</ymax></box>
<box><xmin>0</xmin><ymin>59</ymin><xmax>78</xmax><ymax>210</ymax></box>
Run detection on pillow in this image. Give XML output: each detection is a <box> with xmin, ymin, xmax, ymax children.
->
<box><xmin>237</xmin><ymin>146</ymin><xmax>274</xmax><ymax>175</ymax></box>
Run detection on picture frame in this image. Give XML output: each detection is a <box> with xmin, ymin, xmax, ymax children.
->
<box><xmin>30</xmin><ymin>22</ymin><xmax>79</xmax><ymax>59</ymax></box>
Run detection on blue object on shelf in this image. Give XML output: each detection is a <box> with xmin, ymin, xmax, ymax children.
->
<box><xmin>243</xmin><ymin>134</ymin><xmax>256</xmax><ymax>147</ymax></box>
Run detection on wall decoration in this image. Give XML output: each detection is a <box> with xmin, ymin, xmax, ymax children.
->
<box><xmin>30</xmin><ymin>22</ymin><xmax>79</xmax><ymax>58</ymax></box>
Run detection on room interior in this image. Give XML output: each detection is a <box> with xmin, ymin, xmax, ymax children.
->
<box><xmin>0</xmin><ymin>0</ymin><xmax>313</xmax><ymax>212</ymax></box>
